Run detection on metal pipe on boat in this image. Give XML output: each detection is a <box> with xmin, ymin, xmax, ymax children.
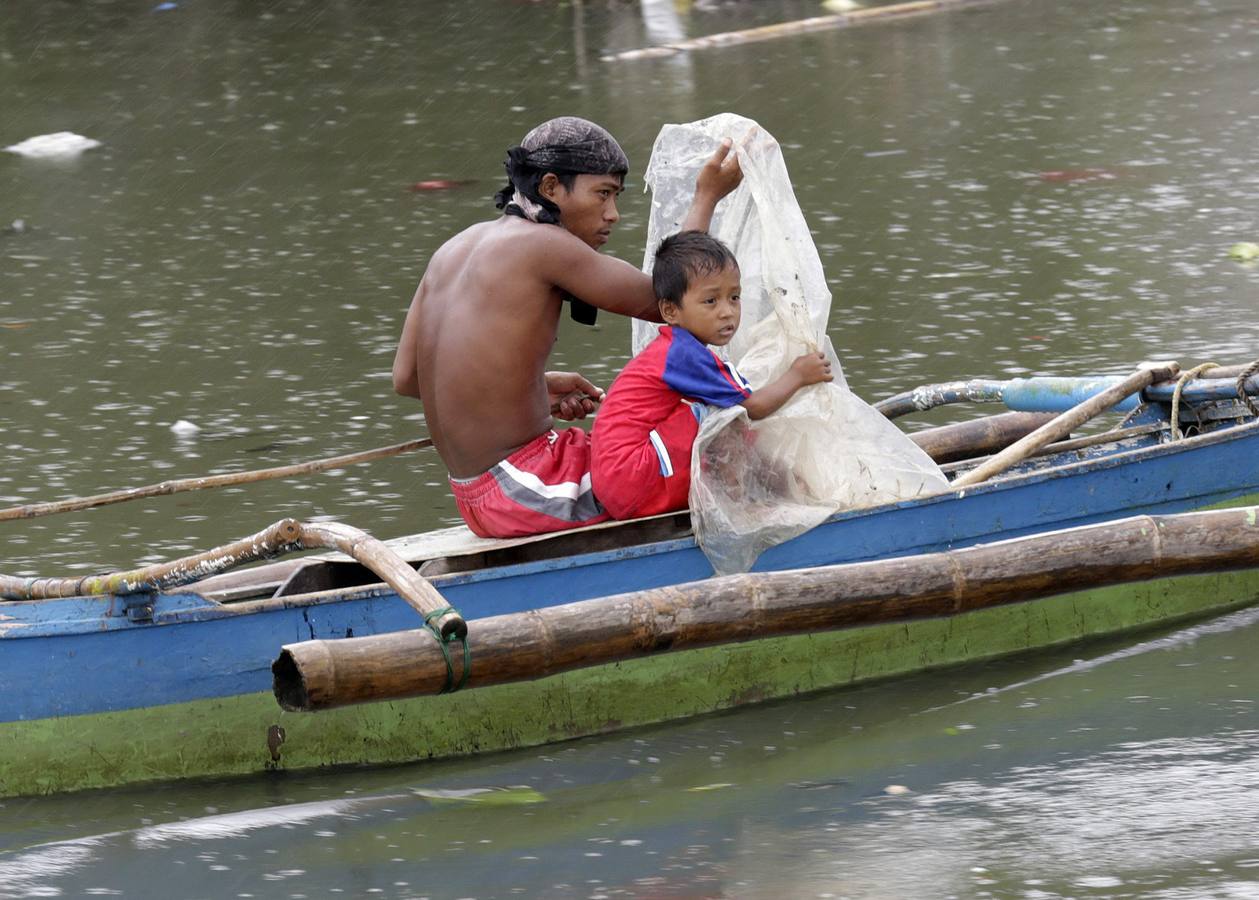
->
<box><xmin>876</xmin><ymin>366</ymin><xmax>1259</xmax><ymax>419</ymax></box>
<box><xmin>952</xmin><ymin>363</ymin><xmax>1179</xmax><ymax>487</ymax></box>
<box><xmin>874</xmin><ymin>379</ymin><xmax>1007</xmax><ymax>418</ymax></box>
<box><xmin>272</xmin><ymin>503</ymin><xmax>1259</xmax><ymax>712</ymax></box>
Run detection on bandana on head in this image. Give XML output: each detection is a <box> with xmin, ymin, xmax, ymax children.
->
<box><xmin>493</xmin><ymin>118</ymin><xmax>630</xmax><ymax>325</ymax></box>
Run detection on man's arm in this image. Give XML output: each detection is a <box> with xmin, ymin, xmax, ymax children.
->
<box><xmin>537</xmin><ymin>139</ymin><xmax>744</xmax><ymax>322</ymax></box>
<box><xmin>538</xmin><ymin>229</ymin><xmax>662</xmax><ymax>321</ymax></box>
<box><xmin>392</xmin><ymin>286</ymin><xmax>424</xmax><ymax>399</ymax></box>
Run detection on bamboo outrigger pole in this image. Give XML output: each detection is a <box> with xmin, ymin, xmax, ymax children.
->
<box><xmin>0</xmin><ymin>518</ymin><xmax>465</xmax><ymax>640</ymax></box>
<box><xmin>0</xmin><ymin>438</ymin><xmax>432</xmax><ymax>523</ymax></box>
<box><xmin>273</xmin><ymin>504</ymin><xmax>1259</xmax><ymax>711</ymax></box>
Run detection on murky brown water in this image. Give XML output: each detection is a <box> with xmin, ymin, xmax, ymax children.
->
<box><xmin>3</xmin><ymin>0</ymin><xmax>1256</xmax><ymax>574</ymax></box>
<box><xmin>2</xmin><ymin>0</ymin><xmax>1258</xmax><ymax>894</ymax></box>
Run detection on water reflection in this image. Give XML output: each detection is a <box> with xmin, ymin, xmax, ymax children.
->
<box><xmin>3</xmin><ymin>607</ymin><xmax>1257</xmax><ymax>898</ymax></box>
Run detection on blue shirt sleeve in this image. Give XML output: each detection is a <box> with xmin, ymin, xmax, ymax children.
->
<box><xmin>661</xmin><ymin>328</ymin><xmax>752</xmax><ymax>408</ymax></box>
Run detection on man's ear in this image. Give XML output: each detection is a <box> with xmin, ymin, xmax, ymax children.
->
<box><xmin>538</xmin><ymin>173</ymin><xmax>562</xmax><ymax>201</ymax></box>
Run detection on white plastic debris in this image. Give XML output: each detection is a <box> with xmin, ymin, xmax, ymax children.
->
<box><xmin>170</xmin><ymin>419</ymin><xmax>201</xmax><ymax>437</ymax></box>
<box><xmin>5</xmin><ymin>132</ymin><xmax>102</xmax><ymax>159</ymax></box>
<box><xmin>638</xmin><ymin>114</ymin><xmax>948</xmax><ymax>574</ymax></box>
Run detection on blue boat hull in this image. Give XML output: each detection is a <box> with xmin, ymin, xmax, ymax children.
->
<box><xmin>3</xmin><ymin>421</ymin><xmax>1258</xmax><ymax>794</ymax></box>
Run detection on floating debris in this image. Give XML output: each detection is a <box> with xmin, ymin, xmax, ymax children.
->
<box><xmin>1227</xmin><ymin>242</ymin><xmax>1259</xmax><ymax>262</ymax></box>
<box><xmin>411</xmin><ymin>786</ymin><xmax>546</xmax><ymax>806</ymax></box>
<box><xmin>5</xmin><ymin>132</ymin><xmax>102</xmax><ymax>159</ymax></box>
<box><xmin>408</xmin><ymin>179</ymin><xmax>475</xmax><ymax>192</ymax></box>
<box><xmin>170</xmin><ymin>419</ymin><xmax>201</xmax><ymax>437</ymax></box>
<box><xmin>1036</xmin><ymin>167</ymin><xmax>1121</xmax><ymax>183</ymax></box>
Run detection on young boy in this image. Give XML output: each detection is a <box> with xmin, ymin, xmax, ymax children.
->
<box><xmin>591</xmin><ymin>230</ymin><xmax>833</xmax><ymax>520</ymax></box>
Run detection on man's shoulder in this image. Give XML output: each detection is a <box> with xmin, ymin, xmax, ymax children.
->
<box><xmin>443</xmin><ymin>217</ymin><xmax>588</xmax><ymax>262</ymax></box>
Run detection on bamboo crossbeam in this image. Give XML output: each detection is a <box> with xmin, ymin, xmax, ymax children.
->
<box><xmin>0</xmin><ymin>519</ymin><xmax>307</xmax><ymax>600</ymax></box>
<box><xmin>0</xmin><ymin>518</ymin><xmax>466</xmax><ymax>640</ymax></box>
<box><xmin>0</xmin><ymin>438</ymin><xmax>432</xmax><ymax>523</ymax></box>
<box><xmin>273</xmin><ymin>504</ymin><xmax>1259</xmax><ymax>711</ymax></box>
<box><xmin>952</xmin><ymin>363</ymin><xmax>1179</xmax><ymax>487</ymax></box>
<box><xmin>296</xmin><ymin>521</ymin><xmax>466</xmax><ymax>640</ymax></box>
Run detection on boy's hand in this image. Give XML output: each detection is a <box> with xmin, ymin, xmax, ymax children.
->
<box><xmin>694</xmin><ymin>137</ymin><xmax>744</xmax><ymax>204</ymax></box>
<box><xmin>790</xmin><ymin>351</ymin><xmax>833</xmax><ymax>387</ymax></box>
<box><xmin>546</xmin><ymin>371</ymin><xmax>605</xmax><ymax>420</ymax></box>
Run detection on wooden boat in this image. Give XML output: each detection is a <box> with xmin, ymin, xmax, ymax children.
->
<box><xmin>3</xmin><ymin>368</ymin><xmax>1259</xmax><ymax>798</ymax></box>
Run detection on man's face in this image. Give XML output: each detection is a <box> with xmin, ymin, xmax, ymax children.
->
<box><xmin>550</xmin><ymin>173</ymin><xmax>624</xmax><ymax>249</ymax></box>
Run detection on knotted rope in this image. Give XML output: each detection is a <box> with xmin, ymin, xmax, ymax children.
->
<box><xmin>1170</xmin><ymin>362</ymin><xmax>1220</xmax><ymax>440</ymax></box>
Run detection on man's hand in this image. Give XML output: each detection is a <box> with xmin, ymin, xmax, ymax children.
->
<box><xmin>547</xmin><ymin>371</ymin><xmax>605</xmax><ymax>420</ymax></box>
<box><xmin>682</xmin><ymin>137</ymin><xmax>745</xmax><ymax>232</ymax></box>
<box><xmin>694</xmin><ymin>137</ymin><xmax>744</xmax><ymax>205</ymax></box>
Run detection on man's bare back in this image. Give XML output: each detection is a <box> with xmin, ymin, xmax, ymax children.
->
<box><xmin>393</xmin><ymin>213</ymin><xmax>656</xmax><ymax>477</ymax></box>
<box><xmin>393</xmin><ymin>121</ymin><xmax>741</xmax><ymax>483</ymax></box>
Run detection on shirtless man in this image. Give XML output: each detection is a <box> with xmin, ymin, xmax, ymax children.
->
<box><xmin>392</xmin><ymin>116</ymin><xmax>742</xmax><ymax>538</ymax></box>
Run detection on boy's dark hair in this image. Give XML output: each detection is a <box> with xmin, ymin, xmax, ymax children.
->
<box><xmin>652</xmin><ymin>231</ymin><xmax>738</xmax><ymax>305</ymax></box>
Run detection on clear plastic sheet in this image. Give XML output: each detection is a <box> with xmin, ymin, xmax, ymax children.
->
<box><xmin>636</xmin><ymin>113</ymin><xmax>949</xmax><ymax>574</ymax></box>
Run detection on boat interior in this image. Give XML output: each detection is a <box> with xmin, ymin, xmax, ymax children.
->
<box><xmin>190</xmin><ymin>398</ymin><xmax>1255</xmax><ymax>607</ymax></box>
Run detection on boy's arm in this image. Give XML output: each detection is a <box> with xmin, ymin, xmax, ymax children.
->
<box><xmin>740</xmin><ymin>352</ymin><xmax>832</xmax><ymax>420</ymax></box>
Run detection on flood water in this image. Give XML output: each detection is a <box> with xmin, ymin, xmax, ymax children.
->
<box><xmin>3</xmin><ymin>606</ymin><xmax>1259</xmax><ymax>898</ymax></box>
<box><xmin>2</xmin><ymin>0</ymin><xmax>1258</xmax><ymax>895</ymax></box>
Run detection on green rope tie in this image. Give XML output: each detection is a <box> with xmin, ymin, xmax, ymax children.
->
<box><xmin>424</xmin><ymin>606</ymin><xmax>471</xmax><ymax>694</ymax></box>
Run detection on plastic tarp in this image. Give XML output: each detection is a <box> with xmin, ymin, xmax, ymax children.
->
<box><xmin>635</xmin><ymin>113</ymin><xmax>949</xmax><ymax>574</ymax></box>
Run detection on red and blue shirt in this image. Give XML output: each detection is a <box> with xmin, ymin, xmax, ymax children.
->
<box><xmin>591</xmin><ymin>326</ymin><xmax>752</xmax><ymax>519</ymax></box>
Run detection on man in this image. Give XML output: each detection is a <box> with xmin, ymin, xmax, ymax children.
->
<box><xmin>393</xmin><ymin>116</ymin><xmax>741</xmax><ymax>538</ymax></box>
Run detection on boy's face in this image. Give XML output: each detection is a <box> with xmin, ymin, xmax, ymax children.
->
<box><xmin>660</xmin><ymin>261</ymin><xmax>742</xmax><ymax>346</ymax></box>
<box><xmin>545</xmin><ymin>173</ymin><xmax>624</xmax><ymax>249</ymax></box>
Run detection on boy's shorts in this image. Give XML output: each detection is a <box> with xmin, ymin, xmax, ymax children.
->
<box><xmin>449</xmin><ymin>428</ymin><xmax>610</xmax><ymax>539</ymax></box>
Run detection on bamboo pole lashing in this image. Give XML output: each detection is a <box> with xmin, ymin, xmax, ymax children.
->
<box><xmin>272</xmin><ymin>504</ymin><xmax>1259</xmax><ymax>711</ymax></box>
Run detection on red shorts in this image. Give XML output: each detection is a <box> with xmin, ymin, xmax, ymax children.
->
<box><xmin>449</xmin><ymin>429</ymin><xmax>611</xmax><ymax>539</ymax></box>
<box><xmin>590</xmin><ymin>402</ymin><xmax>700</xmax><ymax>520</ymax></box>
